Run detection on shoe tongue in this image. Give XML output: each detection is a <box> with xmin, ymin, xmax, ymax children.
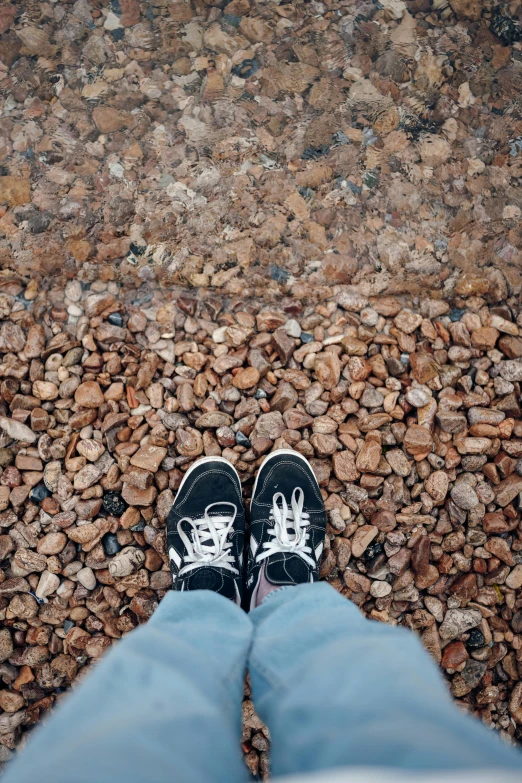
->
<box><xmin>265</xmin><ymin>553</ymin><xmax>310</xmax><ymax>586</ymax></box>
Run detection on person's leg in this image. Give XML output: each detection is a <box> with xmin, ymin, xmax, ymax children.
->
<box><xmin>3</xmin><ymin>590</ymin><xmax>252</xmax><ymax>783</ymax></box>
<box><xmin>249</xmin><ymin>582</ymin><xmax>522</xmax><ymax>778</ymax></box>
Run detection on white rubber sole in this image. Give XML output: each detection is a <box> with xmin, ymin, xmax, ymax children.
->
<box><xmin>176</xmin><ymin>455</ymin><xmax>242</xmax><ymax>496</ymax></box>
<box><xmin>252</xmin><ymin>448</ymin><xmax>315</xmax><ymax>497</ymax></box>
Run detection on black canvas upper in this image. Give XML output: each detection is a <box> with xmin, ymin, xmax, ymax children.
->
<box><xmin>246</xmin><ymin>452</ymin><xmax>327</xmax><ymax>609</ymax></box>
<box><xmin>166</xmin><ymin>459</ymin><xmax>244</xmax><ymax>604</ymax></box>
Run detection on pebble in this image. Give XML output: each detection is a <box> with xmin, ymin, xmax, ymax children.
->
<box><xmin>108</xmin><ymin>313</ymin><xmax>124</xmax><ymax>327</ymax></box>
<box><xmin>29</xmin><ymin>484</ymin><xmax>52</xmax><ymax>502</ymax></box>
<box><xmin>102</xmin><ymin>492</ymin><xmax>127</xmax><ymax>517</ymax></box>
<box><xmin>450</xmin><ymin>483</ymin><xmax>479</xmax><ymax>510</ymax></box>
<box><xmin>35</xmin><ymin>571</ymin><xmax>60</xmax><ymax>600</ymax></box>
<box><xmin>77</xmin><ymin>567</ymin><xmax>96</xmax><ymax>591</ymax></box>
<box><xmin>352</xmin><ymin>525</ymin><xmax>379</xmax><ymax>558</ymax></box>
<box><xmin>75</xmin><ymin>381</ymin><xmax>105</xmax><ymax>409</ymax></box>
<box><xmin>439</xmin><ymin>609</ymin><xmax>483</xmax><ymax>641</ymax></box>
<box><xmin>102</xmin><ymin>533</ymin><xmax>122</xmax><ymax>557</ymax></box>
<box><xmin>108</xmin><ymin>547</ymin><xmax>145</xmax><ymax>578</ymax></box>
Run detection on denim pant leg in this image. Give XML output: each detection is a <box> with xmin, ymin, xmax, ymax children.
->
<box><xmin>249</xmin><ymin>583</ymin><xmax>522</xmax><ymax>778</ymax></box>
<box><xmin>3</xmin><ymin>590</ymin><xmax>253</xmax><ymax>783</ymax></box>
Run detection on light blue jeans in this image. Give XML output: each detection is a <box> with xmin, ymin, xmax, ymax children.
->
<box><xmin>4</xmin><ymin>584</ymin><xmax>521</xmax><ymax>783</ymax></box>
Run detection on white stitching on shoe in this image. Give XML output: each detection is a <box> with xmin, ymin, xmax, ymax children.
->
<box><xmin>254</xmin><ymin>460</ymin><xmax>323</xmax><ymax>507</ymax></box>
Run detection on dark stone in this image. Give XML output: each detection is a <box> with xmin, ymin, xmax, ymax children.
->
<box><xmin>254</xmin><ymin>389</ymin><xmax>267</xmax><ymax>399</ymax></box>
<box><xmin>235</xmin><ymin>431</ymin><xmax>251</xmax><ymax>448</ymax></box>
<box><xmin>102</xmin><ymin>491</ymin><xmax>127</xmax><ymax>516</ymax></box>
<box><xmin>108</xmin><ymin>312</ymin><xmax>124</xmax><ymax>327</ymax></box>
<box><xmin>362</xmin><ymin>170</ymin><xmax>379</xmax><ymax>189</ymax></box>
<box><xmin>364</xmin><ymin>542</ymin><xmax>383</xmax><ymax>561</ymax></box>
<box><xmin>460</xmin><ymin>659</ymin><xmax>487</xmax><ymax>688</ymax></box>
<box><xmin>130</xmin><ymin>519</ymin><xmax>146</xmax><ymax>532</ymax></box>
<box><xmin>63</xmin><ymin>620</ymin><xmax>74</xmax><ymax>633</ymax></box>
<box><xmin>298</xmin><ymin>186</ymin><xmax>314</xmax><ymax>200</ymax></box>
<box><xmin>491</xmin><ymin>11</ymin><xmax>522</xmax><ymax>45</ymax></box>
<box><xmin>301</xmin><ymin>144</ymin><xmax>330</xmax><ymax>161</ymax></box>
<box><xmin>102</xmin><ymin>533</ymin><xmax>122</xmax><ymax>556</ymax></box>
<box><xmin>466</xmin><ymin>628</ymin><xmax>485</xmax><ymax>649</ymax></box>
<box><xmin>512</xmin><ymin>611</ymin><xmax>522</xmax><ymax>634</ymax></box>
<box><xmin>223</xmin><ymin>13</ymin><xmax>240</xmax><ymax>26</ymax></box>
<box><xmin>270</xmin><ymin>265</ymin><xmax>290</xmax><ymax>283</ymax></box>
<box><xmin>110</xmin><ymin>27</ymin><xmax>125</xmax><ymax>41</ymax></box>
<box><xmin>30</xmin><ymin>484</ymin><xmax>52</xmax><ymax>502</ymax></box>
<box><xmin>300</xmin><ymin>333</ymin><xmax>314</xmax><ymax>343</ymax></box>
<box><xmin>450</xmin><ymin>308</ymin><xmax>466</xmax><ymax>322</ymax></box>
<box><xmin>231</xmin><ymin>59</ymin><xmax>259</xmax><ymax>78</ymax></box>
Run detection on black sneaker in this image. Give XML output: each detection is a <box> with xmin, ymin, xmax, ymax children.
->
<box><xmin>166</xmin><ymin>457</ymin><xmax>244</xmax><ymax>604</ymax></box>
<box><xmin>246</xmin><ymin>450</ymin><xmax>327</xmax><ymax>610</ymax></box>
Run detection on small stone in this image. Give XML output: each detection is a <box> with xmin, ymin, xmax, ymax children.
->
<box><xmin>102</xmin><ymin>533</ymin><xmax>122</xmax><ymax>556</ymax></box>
<box><xmin>0</xmin><ymin>691</ymin><xmax>24</xmax><ymax>713</ymax></box>
<box><xmin>272</xmin><ymin>329</ymin><xmax>294</xmax><ymax>365</ymax></box>
<box><xmin>75</xmin><ymin>381</ymin><xmax>105</xmax><ymax>408</ymax></box>
<box><xmin>0</xmin><ymin>177</ymin><xmax>31</xmax><ymax>207</ymax></box>
<box><xmin>370</xmin><ymin>580</ymin><xmax>391</xmax><ymax>598</ymax></box>
<box><xmin>253</xmin><ymin>412</ymin><xmax>285</xmax><ymax>440</ymax></box>
<box><xmin>37</xmin><ymin>533</ymin><xmax>67</xmax><ymax>556</ymax></box>
<box><xmin>196</xmin><ymin>412</ymin><xmax>234</xmax><ymax>429</ymax></box>
<box><xmin>499</xmin><ymin>360</ymin><xmax>522</xmax><ymax>382</ymax></box>
<box><xmin>77</xmin><ymin>440</ymin><xmax>106</xmax><ymax>462</ymax></box>
<box><xmin>450</xmin><ymin>483</ymin><xmax>479</xmax><ymax>510</ymax></box>
<box><xmin>108</xmin><ymin>313</ymin><xmax>124</xmax><ymax>327</ymax></box>
<box><xmin>424</xmin><ymin>471</ymin><xmax>449</xmax><ymax>503</ymax></box>
<box><xmin>108</xmin><ymin>546</ymin><xmax>145</xmax><ymax>578</ymax></box>
<box><xmin>351</xmin><ymin>525</ymin><xmax>378</xmax><ymax>558</ymax></box>
<box><xmin>130</xmin><ymin>445</ymin><xmax>167</xmax><ymax>473</ymax></box>
<box><xmin>0</xmin><ymin>629</ymin><xmax>13</xmax><ymax>663</ymax></box>
<box><xmin>471</xmin><ymin>327</ymin><xmax>499</xmax><ymax>350</ymax></box>
<box><xmin>439</xmin><ymin>609</ymin><xmax>482</xmax><ymax>641</ymax></box>
<box><xmin>29</xmin><ymin>484</ymin><xmax>52</xmax><ymax>502</ymax></box>
<box><xmin>102</xmin><ymin>492</ymin><xmax>127</xmax><ymax>516</ymax></box>
<box><xmin>0</xmin><ymin>418</ymin><xmax>36</xmax><ymax>443</ymax></box>
<box><xmin>285</xmin><ymin>319</ymin><xmax>301</xmax><ymax>338</ymax></box>
<box><xmin>236</xmin><ymin>431</ymin><xmax>251</xmax><ymax>448</ymax></box>
<box><xmin>485</xmin><ymin>537</ymin><xmax>515</xmax><ymax>566</ymax></box>
<box><xmin>506</xmin><ymin>564</ymin><xmax>522</xmax><ymax>590</ymax></box>
<box><xmin>332</xmin><ymin>451</ymin><xmax>359</xmax><ymax>482</ymax></box>
<box><xmin>403</xmin><ymin>425</ymin><xmax>432</xmax><ymax>456</ymax></box>
<box><xmin>77</xmin><ymin>567</ymin><xmax>96</xmax><ymax>590</ymax></box>
<box><xmin>314</xmin><ymin>353</ymin><xmax>340</xmax><ymax>390</ymax></box>
<box><xmin>466</xmin><ymin>628</ymin><xmax>485</xmax><ymax>649</ymax></box>
<box><xmin>394</xmin><ymin>310</ymin><xmax>423</xmax><ymax>334</ymax></box>
<box><xmin>35</xmin><ymin>571</ymin><xmax>60</xmax><ymax>599</ymax></box>
<box><xmin>92</xmin><ymin>106</ymin><xmax>129</xmax><ymax>133</ymax></box>
<box><xmin>405</xmin><ymin>387</ymin><xmax>430</xmax><ymax>407</ymax></box>
<box><xmin>233</xmin><ymin>367</ymin><xmax>260</xmax><ymax>389</ymax></box>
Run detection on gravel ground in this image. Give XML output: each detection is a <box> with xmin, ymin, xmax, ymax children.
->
<box><xmin>3</xmin><ymin>0</ymin><xmax>522</xmax><ymax>777</ymax></box>
<box><xmin>0</xmin><ymin>281</ymin><xmax>519</xmax><ymax>777</ymax></box>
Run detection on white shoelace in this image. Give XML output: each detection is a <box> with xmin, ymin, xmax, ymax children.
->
<box><xmin>256</xmin><ymin>487</ymin><xmax>314</xmax><ymax>567</ymax></box>
<box><xmin>177</xmin><ymin>502</ymin><xmax>239</xmax><ymax>576</ymax></box>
